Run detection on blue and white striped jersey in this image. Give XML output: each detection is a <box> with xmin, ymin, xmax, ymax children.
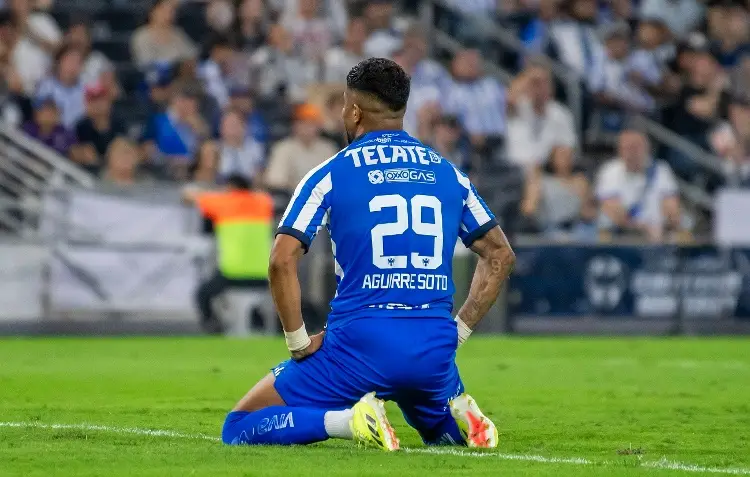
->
<box><xmin>277</xmin><ymin>129</ymin><xmax>496</xmax><ymax>328</ymax></box>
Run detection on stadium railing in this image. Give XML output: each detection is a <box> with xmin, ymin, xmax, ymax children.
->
<box><xmin>0</xmin><ymin>123</ymin><xmax>94</xmax><ymax>237</ymax></box>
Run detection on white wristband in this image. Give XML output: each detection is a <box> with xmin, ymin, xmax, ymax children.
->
<box><xmin>455</xmin><ymin>316</ymin><xmax>472</xmax><ymax>347</ymax></box>
<box><xmin>284</xmin><ymin>323</ymin><xmax>311</xmax><ymax>352</ymax></box>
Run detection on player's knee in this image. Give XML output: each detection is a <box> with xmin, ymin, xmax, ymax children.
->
<box><xmin>221</xmin><ymin>411</ymin><xmax>250</xmax><ymax>445</ymax></box>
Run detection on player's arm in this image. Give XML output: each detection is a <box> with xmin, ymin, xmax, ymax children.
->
<box><xmin>455</xmin><ymin>226</ymin><xmax>516</xmax><ymax>345</ymax></box>
<box><xmin>270</xmin><ymin>160</ymin><xmax>334</xmax><ymax>359</ymax></box>
<box><xmin>268</xmin><ymin>235</ymin><xmax>322</xmax><ymax>360</ymax></box>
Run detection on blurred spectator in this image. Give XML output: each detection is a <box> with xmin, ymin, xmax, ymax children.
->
<box><xmin>521</xmin><ymin>145</ymin><xmax>596</xmax><ymax>240</ymax></box>
<box><xmin>217</xmin><ymin>109</ymin><xmax>265</xmax><ymax>182</ymax></box>
<box><xmin>102</xmin><ymin>138</ymin><xmax>142</xmax><ymax>186</ymax></box>
<box><xmin>8</xmin><ymin>0</ymin><xmax>62</xmax><ymax>94</ymax></box>
<box><xmin>520</xmin><ymin>0</ymin><xmax>561</xmax><ymax>55</ymax></box>
<box><xmin>392</xmin><ymin>25</ymin><xmax>451</xmax><ymax>138</ymax></box>
<box><xmin>205</xmin><ymin>0</ymin><xmax>235</xmax><ymax>37</ymax></box>
<box><xmin>427</xmin><ymin>115</ymin><xmax>471</xmax><ymax>172</ymax></box>
<box><xmin>226</xmin><ymin>85</ymin><xmax>268</xmax><ymax>145</ymax></box>
<box><xmin>141</xmin><ymin>85</ymin><xmax>209</xmax><ymax>180</ymax></box>
<box><xmin>595</xmin><ymin>130</ymin><xmax>682</xmax><ymax>241</ymax></box>
<box><xmin>323</xmin><ymin>17</ymin><xmax>367</xmax><ymax>83</ymax></box>
<box><xmin>279</xmin><ymin>0</ymin><xmax>348</xmax><ymax>38</ymax></box>
<box><xmin>131</xmin><ymin>0</ymin><xmax>198</xmax><ymax>69</ymax></box>
<box><xmin>707</xmin><ymin>0</ymin><xmax>750</xmax><ymax>69</ymax></box>
<box><xmin>0</xmin><ymin>67</ymin><xmax>32</xmax><ymax>127</ymax></box>
<box><xmin>233</xmin><ymin>0</ymin><xmax>268</xmax><ymax>51</ymax></box>
<box><xmin>172</xmin><ymin>57</ymin><xmax>221</xmax><ymax>129</ymax></box>
<box><xmin>443</xmin><ymin>48</ymin><xmax>506</xmax><ymax>151</ymax></box>
<box><xmin>143</xmin><ymin>63</ymin><xmax>175</xmax><ymax>115</ymax></box>
<box><xmin>363</xmin><ymin>0</ymin><xmax>402</xmax><ymax>58</ymax></box>
<box><xmin>443</xmin><ymin>0</ymin><xmax>498</xmax><ymax>16</ymax></box>
<box><xmin>506</xmin><ymin>62</ymin><xmax>577</xmax><ymax>169</ymax></box>
<box><xmin>629</xmin><ymin>18</ymin><xmax>674</xmax><ymax>94</ymax></box>
<box><xmin>249</xmin><ymin>23</ymin><xmax>318</xmax><ymax>101</ymax></box>
<box><xmin>35</xmin><ymin>46</ymin><xmax>86</xmax><ymax>129</ymax></box>
<box><xmin>65</xmin><ymin>19</ymin><xmax>114</xmax><ymax>87</ymax></box>
<box><xmin>730</xmin><ymin>55</ymin><xmax>750</xmax><ymax>103</ymax></box>
<box><xmin>589</xmin><ymin>22</ymin><xmax>655</xmax><ymax>113</ymax></box>
<box><xmin>264</xmin><ymin>103</ymin><xmax>337</xmax><ymax>194</ymax></box>
<box><xmin>548</xmin><ymin>0</ymin><xmax>605</xmax><ymax>80</ymax></box>
<box><xmin>664</xmin><ymin>33</ymin><xmax>708</xmax><ymax>92</ymax></box>
<box><xmin>599</xmin><ymin>0</ymin><xmax>637</xmax><ymax>30</ymax></box>
<box><xmin>71</xmin><ymin>83</ymin><xmax>126</xmax><ymax>175</ymax></box>
<box><xmin>199</xmin><ymin>35</ymin><xmax>236</xmax><ymax>109</ymax></box>
<box><xmin>192</xmin><ymin>140</ymin><xmax>220</xmax><ymax>186</ymax></box>
<box><xmin>401</xmin><ymin>24</ymin><xmax>451</xmax><ymax>91</ymax></box>
<box><xmin>184</xmin><ymin>174</ymin><xmax>275</xmax><ymax>334</ymax></box>
<box><xmin>22</xmin><ymin>97</ymin><xmax>76</xmax><ymax>157</ymax></box>
<box><xmin>320</xmin><ymin>90</ymin><xmax>346</xmax><ymax>148</ymax></box>
<box><xmin>666</xmin><ymin>51</ymin><xmax>730</xmax><ymax>170</ymax></box>
<box><xmin>282</xmin><ymin>0</ymin><xmax>333</xmax><ymax>61</ymax></box>
<box><xmin>639</xmin><ymin>0</ymin><xmax>704</xmax><ymax>38</ymax></box>
<box><xmin>393</xmin><ymin>48</ymin><xmax>441</xmax><ymax>138</ymax></box>
<box><xmin>710</xmin><ymin>95</ymin><xmax>750</xmax><ymax>183</ymax></box>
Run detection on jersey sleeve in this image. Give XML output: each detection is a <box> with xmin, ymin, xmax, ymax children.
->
<box><xmin>276</xmin><ymin>158</ymin><xmax>334</xmax><ymax>252</ymax></box>
<box><xmin>453</xmin><ymin>167</ymin><xmax>498</xmax><ymax>247</ymax></box>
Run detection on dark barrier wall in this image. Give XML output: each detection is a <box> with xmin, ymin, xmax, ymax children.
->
<box><xmin>508</xmin><ymin>245</ymin><xmax>750</xmax><ymax>322</ymax></box>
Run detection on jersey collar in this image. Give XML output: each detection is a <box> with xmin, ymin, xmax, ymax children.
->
<box><xmin>350</xmin><ymin>130</ymin><xmax>408</xmax><ymax>146</ymax></box>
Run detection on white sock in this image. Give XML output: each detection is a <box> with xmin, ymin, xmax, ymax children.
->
<box><xmin>324</xmin><ymin>409</ymin><xmax>354</xmax><ymax>439</ymax></box>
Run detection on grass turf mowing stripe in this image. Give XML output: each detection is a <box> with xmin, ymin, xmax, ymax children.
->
<box><xmin>2</xmin><ymin>421</ymin><xmax>749</xmax><ymax>475</ymax></box>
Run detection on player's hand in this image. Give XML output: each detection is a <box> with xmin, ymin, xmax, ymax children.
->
<box><xmin>290</xmin><ymin>331</ymin><xmax>325</xmax><ymax>361</ymax></box>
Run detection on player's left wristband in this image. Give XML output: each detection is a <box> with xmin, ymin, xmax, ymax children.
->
<box><xmin>284</xmin><ymin>323</ymin><xmax>311</xmax><ymax>352</ymax></box>
<box><xmin>455</xmin><ymin>316</ymin><xmax>472</xmax><ymax>347</ymax></box>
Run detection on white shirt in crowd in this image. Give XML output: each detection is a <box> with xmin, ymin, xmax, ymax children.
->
<box><xmin>443</xmin><ymin>77</ymin><xmax>506</xmax><ymax>136</ymax></box>
<box><xmin>35</xmin><ymin>77</ymin><xmax>85</xmax><ymax>129</ymax></box>
<box><xmin>595</xmin><ymin>158</ymin><xmax>678</xmax><ymax>228</ymax></box>
<box><xmin>199</xmin><ymin>60</ymin><xmax>230</xmax><ymax>108</ymax></box>
<box><xmin>13</xmin><ymin>13</ymin><xmax>63</xmax><ymax>94</ymax></box>
<box><xmin>218</xmin><ymin>138</ymin><xmax>265</xmax><ymax>180</ymax></box>
<box><xmin>323</xmin><ymin>47</ymin><xmax>364</xmax><ymax>83</ymax></box>
<box><xmin>505</xmin><ymin>97</ymin><xmax>577</xmax><ymax>168</ymax></box>
<box><xmin>549</xmin><ymin>21</ymin><xmax>605</xmax><ymax>79</ymax></box>
<box><xmin>364</xmin><ymin>29</ymin><xmax>403</xmax><ymax>58</ymax></box>
<box><xmin>411</xmin><ymin>59</ymin><xmax>452</xmax><ymax>93</ymax></box>
<box><xmin>639</xmin><ymin>0</ymin><xmax>704</xmax><ymax>37</ymax></box>
<box><xmin>627</xmin><ymin>48</ymin><xmax>667</xmax><ymax>86</ymax></box>
<box><xmin>588</xmin><ymin>53</ymin><xmax>655</xmax><ymax>112</ymax></box>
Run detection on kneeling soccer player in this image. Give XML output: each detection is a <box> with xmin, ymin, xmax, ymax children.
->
<box><xmin>221</xmin><ymin>58</ymin><xmax>515</xmax><ymax>450</ymax></box>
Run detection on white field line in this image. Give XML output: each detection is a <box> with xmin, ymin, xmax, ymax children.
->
<box><xmin>2</xmin><ymin>421</ymin><xmax>750</xmax><ymax>475</ymax></box>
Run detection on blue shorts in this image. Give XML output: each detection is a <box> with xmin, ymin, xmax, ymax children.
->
<box><xmin>273</xmin><ymin>316</ymin><xmax>464</xmax><ymax>441</ymax></box>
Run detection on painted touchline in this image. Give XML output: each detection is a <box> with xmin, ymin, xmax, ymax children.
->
<box><xmin>1</xmin><ymin>421</ymin><xmax>749</xmax><ymax>475</ymax></box>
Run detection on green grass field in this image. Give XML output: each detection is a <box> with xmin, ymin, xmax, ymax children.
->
<box><xmin>1</xmin><ymin>337</ymin><xmax>749</xmax><ymax>476</ymax></box>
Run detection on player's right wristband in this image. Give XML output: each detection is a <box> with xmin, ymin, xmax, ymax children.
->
<box><xmin>284</xmin><ymin>323</ymin><xmax>311</xmax><ymax>352</ymax></box>
<box><xmin>455</xmin><ymin>316</ymin><xmax>472</xmax><ymax>347</ymax></box>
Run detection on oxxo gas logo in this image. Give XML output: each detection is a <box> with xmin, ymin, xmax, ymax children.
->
<box><xmin>381</xmin><ymin>168</ymin><xmax>436</xmax><ymax>184</ymax></box>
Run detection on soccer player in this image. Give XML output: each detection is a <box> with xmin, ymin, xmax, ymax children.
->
<box><xmin>221</xmin><ymin>58</ymin><xmax>515</xmax><ymax>450</ymax></box>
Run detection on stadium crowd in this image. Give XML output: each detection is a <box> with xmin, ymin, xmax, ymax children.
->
<box><xmin>0</xmin><ymin>0</ymin><xmax>747</xmax><ymax>243</ymax></box>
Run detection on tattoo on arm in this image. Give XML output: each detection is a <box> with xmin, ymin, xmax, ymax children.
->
<box><xmin>457</xmin><ymin>227</ymin><xmax>516</xmax><ymax>330</ymax></box>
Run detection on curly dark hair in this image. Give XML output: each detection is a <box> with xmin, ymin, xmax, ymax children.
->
<box><xmin>346</xmin><ymin>58</ymin><xmax>411</xmax><ymax>112</ymax></box>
